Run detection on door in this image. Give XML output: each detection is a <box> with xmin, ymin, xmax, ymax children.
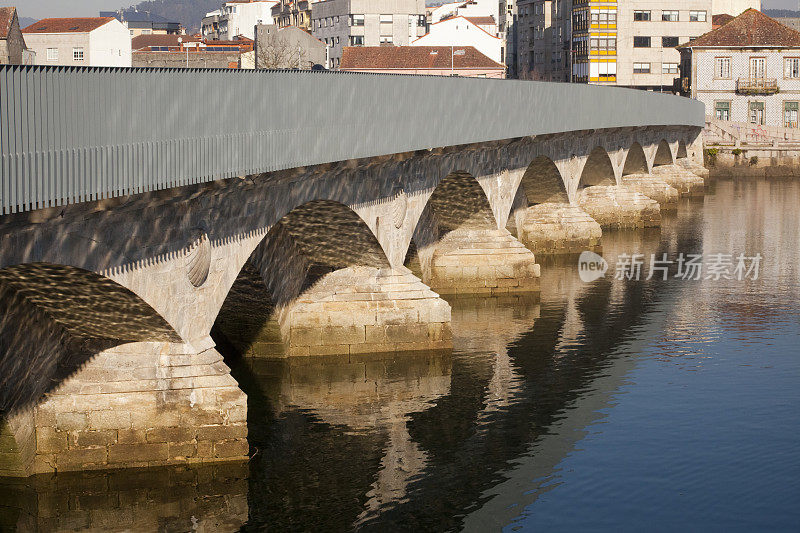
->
<box><xmin>749</xmin><ymin>101</ymin><xmax>765</xmax><ymax>125</ymax></box>
<box><xmin>750</xmin><ymin>57</ymin><xmax>766</xmax><ymax>79</ymax></box>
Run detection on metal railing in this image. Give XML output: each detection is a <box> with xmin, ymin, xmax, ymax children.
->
<box><xmin>736</xmin><ymin>77</ymin><xmax>779</xmax><ymax>94</ymax></box>
<box><xmin>0</xmin><ymin>65</ymin><xmax>704</xmax><ymax>216</ymax></box>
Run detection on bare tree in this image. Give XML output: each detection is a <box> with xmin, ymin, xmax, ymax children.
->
<box><xmin>256</xmin><ymin>30</ymin><xmax>307</xmax><ymax>69</ymax></box>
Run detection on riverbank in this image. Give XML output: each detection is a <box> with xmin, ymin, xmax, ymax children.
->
<box><xmin>704</xmin><ymin>146</ymin><xmax>800</xmax><ymax>178</ymax></box>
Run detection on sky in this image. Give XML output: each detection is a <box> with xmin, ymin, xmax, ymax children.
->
<box><xmin>13</xmin><ymin>0</ymin><xmax>800</xmax><ymax>21</ymax></box>
<box><xmin>17</xmin><ymin>0</ymin><xmax>130</xmax><ymax>20</ymax></box>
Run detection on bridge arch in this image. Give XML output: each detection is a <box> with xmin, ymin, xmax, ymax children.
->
<box><xmin>653</xmin><ymin>139</ymin><xmax>674</xmax><ymax>166</ymax></box>
<box><xmin>517</xmin><ymin>156</ymin><xmax>570</xmax><ymax>205</ymax></box>
<box><xmin>0</xmin><ymin>262</ymin><xmax>180</xmax><ymax>414</ymax></box>
<box><xmin>578</xmin><ymin>147</ymin><xmax>617</xmax><ymax>190</ymax></box>
<box><xmin>405</xmin><ymin>170</ymin><xmax>499</xmax><ymax>272</ymax></box>
<box><xmin>676</xmin><ymin>141</ymin><xmax>688</xmax><ymax>159</ymax></box>
<box><xmin>212</xmin><ymin>199</ymin><xmax>401</xmax><ymax>357</ymax></box>
<box><xmin>622</xmin><ymin>143</ymin><xmax>650</xmax><ymax>176</ymax></box>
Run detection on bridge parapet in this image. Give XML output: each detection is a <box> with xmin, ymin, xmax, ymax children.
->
<box><xmin>0</xmin><ymin>66</ymin><xmax>704</xmax><ymax>215</ymax></box>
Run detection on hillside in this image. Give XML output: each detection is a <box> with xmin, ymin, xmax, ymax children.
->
<box><xmin>764</xmin><ymin>9</ymin><xmax>800</xmax><ymax>18</ymax></box>
<box><xmin>19</xmin><ymin>17</ymin><xmax>38</xmax><ymax>29</ymax></box>
<box><xmin>123</xmin><ymin>0</ymin><xmax>221</xmax><ymax>33</ymax></box>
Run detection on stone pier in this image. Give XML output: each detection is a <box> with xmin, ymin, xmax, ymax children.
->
<box><xmin>651</xmin><ymin>164</ymin><xmax>706</xmax><ymax>196</ymax></box>
<box><xmin>577</xmin><ymin>186</ymin><xmax>661</xmax><ymax>228</ymax></box>
<box><xmin>0</xmin><ymin>341</ymin><xmax>248</xmax><ymax>477</ymax></box>
<box><xmin>517</xmin><ymin>203</ymin><xmax>603</xmax><ymax>255</ymax></box>
<box><xmin>677</xmin><ymin>158</ymin><xmax>709</xmax><ymax>179</ymax></box>
<box><xmin>278</xmin><ymin>267</ymin><xmax>452</xmax><ymax>356</ymax></box>
<box><xmin>424</xmin><ymin>229</ymin><xmax>541</xmax><ymax>295</ymax></box>
<box><xmin>621</xmin><ymin>175</ymin><xmax>680</xmax><ymax>209</ymax></box>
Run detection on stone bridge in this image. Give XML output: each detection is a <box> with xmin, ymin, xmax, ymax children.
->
<box><xmin>0</xmin><ymin>66</ymin><xmax>705</xmax><ymax>476</ymax></box>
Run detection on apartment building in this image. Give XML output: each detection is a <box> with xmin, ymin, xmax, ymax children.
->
<box><xmin>202</xmin><ymin>1</ymin><xmax>277</xmax><ymax>41</ymax></box>
<box><xmin>517</xmin><ymin>0</ymin><xmax>763</xmax><ymax>86</ymax></box>
<box><xmin>518</xmin><ymin>0</ymin><xmax>571</xmax><ymax>81</ymax></box>
<box><xmin>272</xmin><ymin>0</ymin><xmax>314</xmax><ymax>30</ymax></box>
<box><xmin>311</xmin><ymin>0</ymin><xmax>427</xmax><ymax>69</ymax></box>
<box><xmin>499</xmin><ymin>0</ymin><xmax>518</xmax><ymax>77</ymax></box>
<box><xmin>679</xmin><ymin>9</ymin><xmax>800</xmax><ymax>127</ymax></box>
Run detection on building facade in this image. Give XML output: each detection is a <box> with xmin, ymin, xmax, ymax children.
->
<box><xmin>0</xmin><ymin>7</ymin><xmax>30</xmax><ymax>65</ymax></box>
<box><xmin>412</xmin><ymin>16</ymin><xmax>503</xmax><ymax>64</ymax></box>
<box><xmin>203</xmin><ymin>1</ymin><xmax>277</xmax><ymax>41</ymax></box>
<box><xmin>255</xmin><ymin>24</ymin><xmax>327</xmax><ymax>68</ymax></box>
<box><xmin>680</xmin><ymin>9</ymin><xmax>800</xmax><ymax>127</ymax></box>
<box><xmin>311</xmin><ymin>0</ymin><xmax>427</xmax><ymax>69</ymax></box>
<box><xmin>272</xmin><ymin>0</ymin><xmax>314</xmax><ymax>30</ymax></box>
<box><xmin>22</xmin><ymin>17</ymin><xmax>132</xmax><ymax>67</ymax></box>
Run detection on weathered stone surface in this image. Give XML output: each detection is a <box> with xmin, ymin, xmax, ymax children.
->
<box><xmin>577</xmin><ymin>186</ymin><xmax>661</xmax><ymax>229</ymax></box>
<box><xmin>279</xmin><ymin>267</ymin><xmax>452</xmax><ymax>357</ymax></box>
<box><xmin>677</xmin><ymin>158</ymin><xmax>709</xmax><ymax>179</ymax></box>
<box><xmin>425</xmin><ymin>229</ymin><xmax>540</xmax><ymax>295</ymax></box>
<box><xmin>519</xmin><ymin>203</ymin><xmax>602</xmax><ymax>255</ymax></box>
<box><xmin>622</xmin><ymin>175</ymin><xmax>680</xmax><ymax>209</ymax></box>
<box><xmin>0</xmin><ymin>342</ymin><xmax>248</xmax><ymax>477</ymax></box>
<box><xmin>651</xmin><ymin>164</ymin><xmax>706</xmax><ymax>196</ymax></box>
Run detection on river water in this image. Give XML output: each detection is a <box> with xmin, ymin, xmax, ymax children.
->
<box><xmin>1</xmin><ymin>178</ymin><xmax>799</xmax><ymax>531</ymax></box>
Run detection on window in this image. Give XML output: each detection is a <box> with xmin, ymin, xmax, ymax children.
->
<box><xmin>715</xmin><ymin>57</ymin><xmax>731</xmax><ymax>79</ymax></box>
<box><xmin>662</xmin><ymin>10</ymin><xmax>679</xmax><ymax>22</ymax></box>
<box><xmin>785</xmin><ymin>102</ymin><xmax>799</xmax><ymax>127</ymax></box>
<box><xmin>589</xmin><ymin>37</ymin><xmax>616</xmax><ymax>51</ymax></box>
<box><xmin>750</xmin><ymin>57</ymin><xmax>766</xmax><ymax>78</ymax></box>
<box><xmin>349</xmin><ymin>35</ymin><xmax>364</xmax><ymax>45</ymax></box>
<box><xmin>634</xmin><ymin>10</ymin><xmax>651</xmax><ymax>21</ymax></box>
<box><xmin>72</xmin><ymin>47</ymin><xmax>84</xmax><ymax>61</ymax></box>
<box><xmin>634</xmin><ymin>36</ymin><xmax>651</xmax><ymax>48</ymax></box>
<box><xmin>662</xmin><ymin>36</ymin><xmax>679</xmax><ymax>48</ymax></box>
<box><xmin>715</xmin><ymin>101</ymin><xmax>731</xmax><ymax>121</ymax></box>
<box><xmin>380</xmin><ymin>35</ymin><xmax>393</xmax><ymax>43</ymax></box>
<box><xmin>46</xmin><ymin>48</ymin><xmax>58</xmax><ymax>61</ymax></box>
<box><xmin>633</xmin><ymin>62</ymin><xmax>651</xmax><ymax>74</ymax></box>
<box><xmin>749</xmin><ymin>101</ymin><xmax>765</xmax><ymax>125</ymax></box>
<box><xmin>350</xmin><ymin>14</ymin><xmax>364</xmax><ymax>26</ymax></box>
<box><xmin>786</xmin><ymin>58</ymin><xmax>800</xmax><ymax>78</ymax></box>
<box><xmin>142</xmin><ymin>29</ymin><xmax>152</xmax><ymax>35</ymax></box>
<box><xmin>662</xmin><ymin>63</ymin><xmax>679</xmax><ymax>74</ymax></box>
<box><xmin>689</xmin><ymin>10</ymin><xmax>707</xmax><ymax>22</ymax></box>
<box><xmin>380</xmin><ymin>14</ymin><xmax>392</xmax><ymax>23</ymax></box>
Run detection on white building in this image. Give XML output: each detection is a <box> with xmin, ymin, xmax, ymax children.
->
<box><xmin>679</xmin><ymin>9</ymin><xmax>800</xmax><ymax>127</ymax></box>
<box><xmin>203</xmin><ymin>1</ymin><xmax>277</xmax><ymax>41</ymax></box>
<box><xmin>22</xmin><ymin>17</ymin><xmax>132</xmax><ymax>67</ymax></box>
<box><xmin>429</xmin><ymin>0</ymin><xmax>499</xmax><ymax>24</ymax></box>
<box><xmin>412</xmin><ymin>16</ymin><xmax>503</xmax><ymax>64</ymax></box>
<box><xmin>712</xmin><ymin>0</ymin><xmax>760</xmax><ymax>16</ymax></box>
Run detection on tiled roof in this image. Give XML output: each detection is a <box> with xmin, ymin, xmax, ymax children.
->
<box><xmin>712</xmin><ymin>13</ymin><xmax>734</xmax><ymax>28</ymax></box>
<box><xmin>680</xmin><ymin>9</ymin><xmax>800</xmax><ymax>48</ymax></box>
<box><xmin>0</xmin><ymin>7</ymin><xmax>15</xmax><ymax>39</ymax></box>
<box><xmin>464</xmin><ymin>16</ymin><xmax>495</xmax><ymax>26</ymax></box>
<box><xmin>340</xmin><ymin>46</ymin><xmax>504</xmax><ymax>70</ymax></box>
<box><xmin>132</xmin><ymin>34</ymin><xmax>199</xmax><ymax>50</ymax></box>
<box><xmin>23</xmin><ymin>17</ymin><xmax>115</xmax><ymax>34</ymax></box>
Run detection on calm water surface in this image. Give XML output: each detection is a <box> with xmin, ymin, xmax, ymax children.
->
<box><xmin>2</xmin><ymin>178</ymin><xmax>799</xmax><ymax>531</ymax></box>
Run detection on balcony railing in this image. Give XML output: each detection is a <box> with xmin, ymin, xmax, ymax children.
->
<box><xmin>736</xmin><ymin>78</ymin><xmax>779</xmax><ymax>95</ymax></box>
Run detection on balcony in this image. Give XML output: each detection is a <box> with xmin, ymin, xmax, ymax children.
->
<box><xmin>736</xmin><ymin>78</ymin><xmax>779</xmax><ymax>95</ymax></box>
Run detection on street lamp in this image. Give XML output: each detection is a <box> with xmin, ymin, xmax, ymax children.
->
<box><xmin>178</xmin><ymin>37</ymin><xmax>188</xmax><ymax>67</ymax></box>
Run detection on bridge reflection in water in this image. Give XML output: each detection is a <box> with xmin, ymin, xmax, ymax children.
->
<box><xmin>0</xmin><ymin>200</ymin><xmax>702</xmax><ymax>531</ymax></box>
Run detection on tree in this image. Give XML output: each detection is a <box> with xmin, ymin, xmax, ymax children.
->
<box><xmin>256</xmin><ymin>30</ymin><xmax>307</xmax><ymax>70</ymax></box>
